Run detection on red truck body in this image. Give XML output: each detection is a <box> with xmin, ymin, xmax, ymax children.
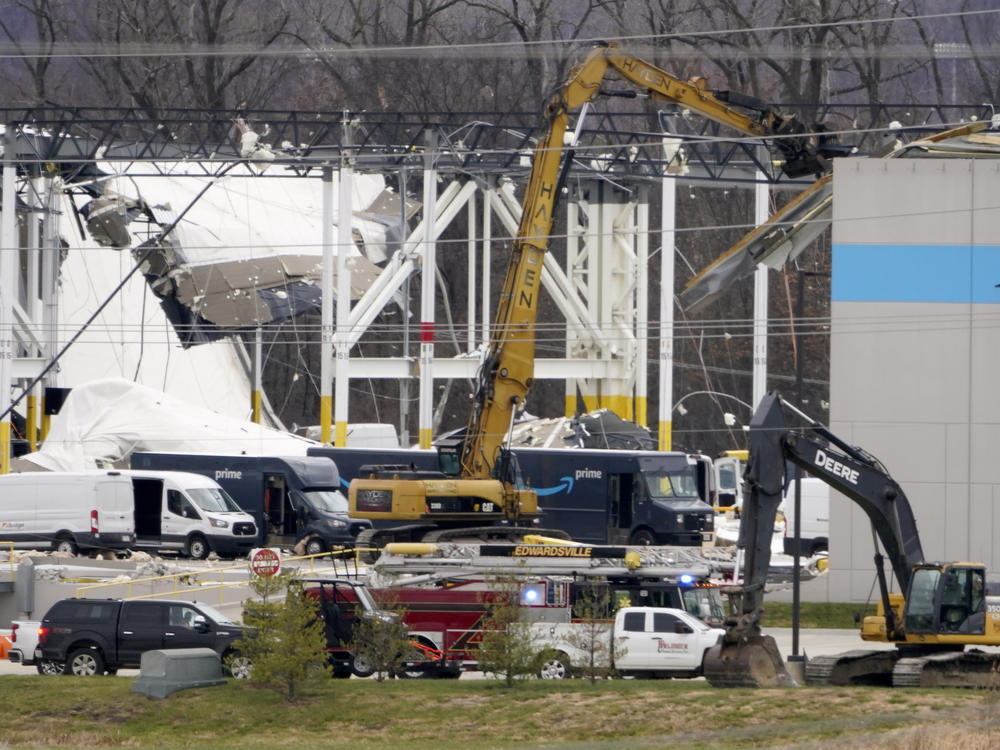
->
<box><xmin>371</xmin><ymin>574</ymin><xmax>724</xmax><ymax>673</ymax></box>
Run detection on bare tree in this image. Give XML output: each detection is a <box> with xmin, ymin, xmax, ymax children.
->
<box><xmin>0</xmin><ymin>0</ymin><xmax>71</xmax><ymax>105</ymax></box>
<box><xmin>298</xmin><ymin>0</ymin><xmax>494</xmax><ymax>112</ymax></box>
<box><xmin>72</xmin><ymin>0</ymin><xmax>298</xmax><ymax>114</ymax></box>
<box><xmin>464</xmin><ymin>0</ymin><xmax>604</xmax><ymax>103</ymax></box>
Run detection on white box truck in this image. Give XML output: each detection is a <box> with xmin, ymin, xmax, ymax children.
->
<box><xmin>0</xmin><ymin>471</ymin><xmax>134</xmax><ymax>555</ymax></box>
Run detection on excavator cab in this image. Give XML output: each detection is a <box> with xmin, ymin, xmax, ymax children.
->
<box><xmin>436</xmin><ymin>439</ymin><xmax>461</xmax><ymax>478</ymax></box>
<box><xmin>904</xmin><ymin>564</ymin><xmax>986</xmax><ymax>637</ymax></box>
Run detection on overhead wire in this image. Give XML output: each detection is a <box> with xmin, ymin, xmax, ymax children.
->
<box><xmin>1</xmin><ymin>6</ymin><xmax>998</xmax><ymax>60</ymax></box>
<box><xmin>4</xmin><ymin>17</ymin><xmax>995</xmax><ymax>425</ymax></box>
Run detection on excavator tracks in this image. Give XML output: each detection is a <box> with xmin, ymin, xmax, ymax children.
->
<box><xmin>892</xmin><ymin>650</ymin><xmax>1000</xmax><ymax>688</ymax></box>
<box><xmin>804</xmin><ymin>650</ymin><xmax>900</xmax><ymax>686</ymax></box>
<box><xmin>804</xmin><ymin>648</ymin><xmax>1000</xmax><ymax>688</ymax></box>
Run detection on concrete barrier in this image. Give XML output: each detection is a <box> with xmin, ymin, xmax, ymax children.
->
<box><xmin>130</xmin><ymin>648</ymin><xmax>227</xmax><ymax>699</ymax></box>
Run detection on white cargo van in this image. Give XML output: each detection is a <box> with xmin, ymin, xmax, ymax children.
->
<box><xmin>782</xmin><ymin>476</ymin><xmax>829</xmax><ymax>556</ymax></box>
<box><xmin>0</xmin><ymin>471</ymin><xmax>134</xmax><ymax>554</ymax></box>
<box><xmin>119</xmin><ymin>470</ymin><xmax>258</xmax><ymax>559</ymax></box>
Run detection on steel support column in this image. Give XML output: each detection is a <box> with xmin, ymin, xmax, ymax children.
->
<box><xmin>417</xmin><ymin>130</ymin><xmax>438</xmax><ymax>449</ymax></box>
<box><xmin>334</xmin><ymin>122</ymin><xmax>355</xmax><ymax>446</ymax></box>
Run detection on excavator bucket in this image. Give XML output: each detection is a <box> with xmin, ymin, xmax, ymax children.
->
<box><xmin>702</xmin><ymin>635</ymin><xmax>797</xmax><ymax>688</ymax></box>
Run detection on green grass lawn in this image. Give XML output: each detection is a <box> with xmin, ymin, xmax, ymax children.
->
<box><xmin>759</xmin><ymin>601</ymin><xmax>881</xmax><ymax>629</ymax></box>
<box><xmin>1</xmin><ymin>674</ymin><xmax>997</xmax><ymax>750</ymax></box>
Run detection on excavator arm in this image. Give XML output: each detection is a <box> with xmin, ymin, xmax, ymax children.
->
<box><xmin>459</xmin><ymin>44</ymin><xmax>834</xmax><ymax>481</ymax></box>
<box><xmin>706</xmin><ymin>393</ymin><xmax>1000</xmax><ymax>689</ymax></box>
<box><xmin>739</xmin><ymin>393</ymin><xmax>923</xmax><ymax>630</ymax></box>
<box><xmin>704</xmin><ymin>392</ymin><xmax>925</xmax><ymax>687</ymax></box>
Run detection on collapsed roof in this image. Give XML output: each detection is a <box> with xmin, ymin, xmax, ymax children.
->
<box><xmin>678</xmin><ymin>122</ymin><xmax>1000</xmax><ymax>313</ymax></box>
<box><xmin>70</xmin><ymin>161</ymin><xmax>417</xmax><ymax>344</ymax></box>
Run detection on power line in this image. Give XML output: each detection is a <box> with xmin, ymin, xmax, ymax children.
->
<box><xmin>1</xmin><ymin>7</ymin><xmax>999</xmax><ymax>60</ymax></box>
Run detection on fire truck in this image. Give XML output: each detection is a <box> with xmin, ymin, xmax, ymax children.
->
<box><xmin>363</xmin><ymin>541</ymin><xmax>727</xmax><ymax>677</ymax></box>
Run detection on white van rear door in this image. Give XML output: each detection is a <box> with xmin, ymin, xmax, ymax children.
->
<box><xmin>714</xmin><ymin>456</ymin><xmax>744</xmax><ymax>510</ymax></box>
<box><xmin>95</xmin><ymin>478</ymin><xmax>134</xmax><ymax>538</ymax></box>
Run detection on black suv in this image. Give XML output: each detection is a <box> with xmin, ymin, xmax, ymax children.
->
<box><xmin>35</xmin><ymin>598</ymin><xmax>250</xmax><ymax>677</ymax></box>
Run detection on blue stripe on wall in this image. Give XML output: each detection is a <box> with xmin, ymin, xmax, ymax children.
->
<box><xmin>832</xmin><ymin>244</ymin><xmax>1000</xmax><ymax>304</ymax></box>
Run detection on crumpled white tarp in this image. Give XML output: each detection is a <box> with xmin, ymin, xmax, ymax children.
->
<box><xmin>23</xmin><ymin>378</ymin><xmax>320</xmax><ymax>472</ymax></box>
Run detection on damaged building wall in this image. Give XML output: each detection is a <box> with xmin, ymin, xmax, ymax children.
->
<box><xmin>52</xmin><ymin>163</ymin><xmax>408</xmax><ymax>425</ymax></box>
<box><xmin>826</xmin><ymin>157</ymin><xmax>1000</xmax><ymax>602</ymax></box>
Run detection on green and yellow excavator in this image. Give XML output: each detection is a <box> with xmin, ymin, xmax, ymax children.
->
<box><xmin>704</xmin><ymin>392</ymin><xmax>1000</xmax><ymax>688</ymax></box>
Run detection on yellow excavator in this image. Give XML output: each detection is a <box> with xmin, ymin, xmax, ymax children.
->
<box><xmin>703</xmin><ymin>392</ymin><xmax>1000</xmax><ymax>688</ymax></box>
<box><xmin>349</xmin><ymin>43</ymin><xmax>837</xmax><ymax>547</ymax></box>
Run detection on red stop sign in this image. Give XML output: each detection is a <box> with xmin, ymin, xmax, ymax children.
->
<box><xmin>250</xmin><ymin>548</ymin><xmax>281</xmax><ymax>578</ymax></box>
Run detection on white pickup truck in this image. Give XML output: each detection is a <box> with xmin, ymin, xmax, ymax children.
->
<box><xmin>7</xmin><ymin>620</ymin><xmax>62</xmax><ymax>675</ymax></box>
<box><xmin>533</xmin><ymin>606</ymin><xmax>724</xmax><ymax>679</ymax></box>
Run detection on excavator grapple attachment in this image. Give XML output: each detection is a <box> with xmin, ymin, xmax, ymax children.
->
<box><xmin>702</xmin><ymin>635</ymin><xmax>797</xmax><ymax>688</ymax></box>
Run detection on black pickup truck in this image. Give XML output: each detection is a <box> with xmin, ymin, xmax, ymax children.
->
<box><xmin>35</xmin><ymin>598</ymin><xmax>251</xmax><ymax>677</ymax></box>
<box><xmin>35</xmin><ymin>579</ymin><xmax>401</xmax><ymax>678</ymax></box>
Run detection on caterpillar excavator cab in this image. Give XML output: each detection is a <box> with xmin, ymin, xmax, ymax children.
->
<box><xmin>349</xmin><ymin>44</ymin><xmax>839</xmax><ymax>549</ymax></box>
<box><xmin>703</xmin><ymin>392</ymin><xmax>1000</xmax><ymax>688</ymax></box>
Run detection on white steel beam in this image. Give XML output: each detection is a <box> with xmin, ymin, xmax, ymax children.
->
<box><xmin>320</xmin><ymin>166</ymin><xmax>334</xmax><ymax>443</ymax></box>
<box><xmin>417</xmin><ymin>130</ymin><xmax>438</xmax><ymax>449</ymax></box>
<box><xmin>658</xmin><ymin>169</ymin><xmax>676</xmax><ymax>450</ymax></box>
<box><xmin>752</xmin><ymin>161</ymin><xmax>770</xmax><ymax>409</ymax></box>
<box><xmin>636</xmin><ymin>185</ymin><xmax>649</xmax><ymax>427</ymax></box>
<box><xmin>335</xmin><ymin>127</ymin><xmax>355</xmax><ymax>446</ymax></box>
<box><xmin>347</xmin><ymin>179</ymin><xmax>476</xmax><ymax>346</ymax></box>
<box><xmin>347</xmin><ymin>357</ymin><xmax>618</xmax><ymax>380</ymax></box>
<box><xmin>1</xmin><ymin>126</ymin><xmax>16</xmax><ymax>471</ymax></box>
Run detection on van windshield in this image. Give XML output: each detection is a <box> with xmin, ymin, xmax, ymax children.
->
<box><xmin>303</xmin><ymin>490</ymin><xmax>349</xmax><ymax>514</ymax></box>
<box><xmin>643</xmin><ymin>469</ymin><xmax>701</xmax><ymax>499</ymax></box>
<box><xmin>188</xmin><ymin>487</ymin><xmax>243</xmax><ymax>513</ymax></box>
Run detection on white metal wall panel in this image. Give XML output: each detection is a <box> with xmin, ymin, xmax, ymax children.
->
<box><xmin>826</xmin><ymin>158</ymin><xmax>1000</xmax><ymax>602</ymax></box>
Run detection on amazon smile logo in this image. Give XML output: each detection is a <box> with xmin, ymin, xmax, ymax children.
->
<box><xmin>535</xmin><ymin>468</ymin><xmax>602</xmax><ymax>496</ymax></box>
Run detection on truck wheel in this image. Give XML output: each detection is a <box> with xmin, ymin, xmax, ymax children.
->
<box><xmin>628</xmin><ymin>529</ymin><xmax>656</xmax><ymax>546</ymax></box>
<box><xmin>304</xmin><ymin>537</ymin><xmax>327</xmax><ymax>556</ymax></box>
<box><xmin>186</xmin><ymin>534</ymin><xmax>210</xmax><ymax>560</ymax></box>
<box><xmin>36</xmin><ymin>659</ymin><xmax>63</xmax><ymax>676</ymax></box>
<box><xmin>351</xmin><ymin>655</ymin><xmax>375</xmax><ymax>678</ymax></box>
<box><xmin>53</xmin><ymin>536</ymin><xmax>78</xmax><ymax>555</ymax></box>
<box><xmin>65</xmin><ymin>648</ymin><xmax>104</xmax><ymax>676</ymax></box>
<box><xmin>224</xmin><ymin>652</ymin><xmax>252</xmax><ymax>680</ymax></box>
<box><xmin>538</xmin><ymin>651</ymin><xmax>572</xmax><ymax>679</ymax></box>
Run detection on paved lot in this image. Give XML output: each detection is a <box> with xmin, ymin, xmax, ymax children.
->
<box><xmin>766</xmin><ymin>626</ymin><xmax>893</xmax><ymax>660</ymax></box>
<box><xmin>0</xmin><ymin>627</ymin><xmax>882</xmax><ymax>679</ymax></box>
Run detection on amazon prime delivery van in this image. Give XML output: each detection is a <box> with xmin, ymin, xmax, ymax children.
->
<box><xmin>129</xmin><ymin>453</ymin><xmax>371</xmax><ymax>553</ymax></box>
<box><xmin>309</xmin><ymin>445</ymin><xmax>714</xmax><ymax>547</ymax></box>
